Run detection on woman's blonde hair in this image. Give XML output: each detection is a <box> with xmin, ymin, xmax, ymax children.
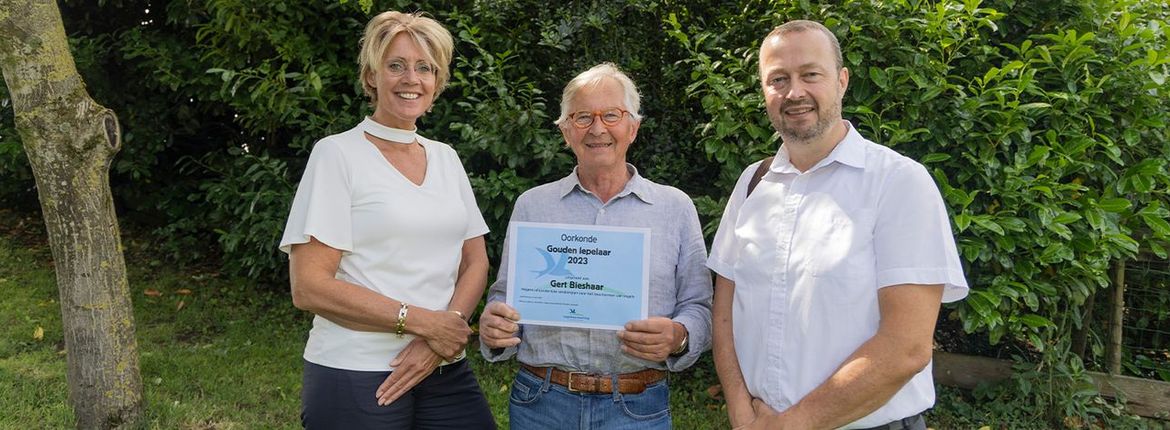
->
<box><xmin>358</xmin><ymin>11</ymin><xmax>454</xmax><ymax>104</ymax></box>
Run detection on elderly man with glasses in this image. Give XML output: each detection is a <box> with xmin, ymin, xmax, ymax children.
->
<box><xmin>477</xmin><ymin>62</ymin><xmax>712</xmax><ymax>430</ymax></box>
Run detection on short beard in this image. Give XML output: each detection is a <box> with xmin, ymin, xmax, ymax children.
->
<box><xmin>773</xmin><ymin>100</ymin><xmax>840</xmax><ymax>144</ymax></box>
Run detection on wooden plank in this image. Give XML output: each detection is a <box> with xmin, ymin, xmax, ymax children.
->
<box><xmin>1089</xmin><ymin>372</ymin><xmax>1170</xmax><ymax>419</ymax></box>
<box><xmin>932</xmin><ymin>351</ymin><xmax>1012</xmax><ymax>389</ymax></box>
<box><xmin>933</xmin><ymin>351</ymin><xmax>1170</xmax><ymax>419</ymax></box>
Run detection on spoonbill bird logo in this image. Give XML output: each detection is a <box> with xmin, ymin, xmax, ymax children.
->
<box><xmin>532</xmin><ymin>248</ymin><xmax>574</xmax><ymax>278</ymax></box>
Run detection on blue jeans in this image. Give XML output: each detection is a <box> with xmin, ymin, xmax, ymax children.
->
<box><xmin>508</xmin><ymin>366</ymin><xmax>671</xmax><ymax>430</ymax></box>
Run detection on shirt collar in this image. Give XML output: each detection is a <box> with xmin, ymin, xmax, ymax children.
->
<box><xmin>557</xmin><ymin>163</ymin><xmax>655</xmax><ymax>205</ymax></box>
<box><xmin>771</xmin><ymin>120</ymin><xmax>867</xmax><ymax>173</ymax></box>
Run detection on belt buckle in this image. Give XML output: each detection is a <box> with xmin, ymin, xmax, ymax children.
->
<box><xmin>566</xmin><ymin>371</ymin><xmax>587</xmax><ymax>392</ymax></box>
<box><xmin>435</xmin><ymin>350</ymin><xmax>466</xmax><ymax>375</ymax></box>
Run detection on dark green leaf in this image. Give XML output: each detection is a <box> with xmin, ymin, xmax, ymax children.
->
<box><xmin>1097</xmin><ymin>198</ymin><xmax>1131</xmax><ymax>213</ymax></box>
<box><xmin>1017</xmin><ymin>314</ymin><xmax>1052</xmax><ymax>328</ymax></box>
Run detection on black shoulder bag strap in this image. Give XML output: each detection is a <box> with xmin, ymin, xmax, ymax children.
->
<box><xmin>746</xmin><ymin>156</ymin><xmax>775</xmax><ymax>198</ymax></box>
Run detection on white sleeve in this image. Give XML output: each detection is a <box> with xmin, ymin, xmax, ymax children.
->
<box><xmin>873</xmin><ymin>162</ymin><xmax>969</xmax><ymax>302</ymax></box>
<box><xmin>453</xmin><ymin>153</ymin><xmax>490</xmax><ymax>240</ymax></box>
<box><xmin>706</xmin><ymin>162</ymin><xmax>758</xmax><ymax>280</ymax></box>
<box><xmin>279</xmin><ymin>139</ymin><xmax>354</xmax><ymax>254</ymax></box>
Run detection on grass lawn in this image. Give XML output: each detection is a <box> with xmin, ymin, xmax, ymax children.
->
<box><xmin>7</xmin><ymin>214</ymin><xmax>1161</xmax><ymax>429</ymax></box>
<box><xmin>0</xmin><ymin>221</ymin><xmax>727</xmax><ymax>429</ymax></box>
<box><xmin>0</xmin><ymin>228</ymin><xmax>307</xmax><ymax>428</ymax></box>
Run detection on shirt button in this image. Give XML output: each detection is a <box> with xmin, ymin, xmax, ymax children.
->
<box><xmin>599</xmin><ymin>208</ymin><xmax>606</xmax><ymax>214</ymax></box>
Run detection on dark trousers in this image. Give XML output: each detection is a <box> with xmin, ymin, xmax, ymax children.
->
<box><xmin>856</xmin><ymin>413</ymin><xmax>926</xmax><ymax>430</ymax></box>
<box><xmin>301</xmin><ymin>359</ymin><xmax>497</xmax><ymax>429</ymax></box>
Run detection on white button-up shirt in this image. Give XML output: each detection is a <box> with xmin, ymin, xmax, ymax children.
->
<box><xmin>708</xmin><ymin>123</ymin><xmax>968</xmax><ymax>429</ymax></box>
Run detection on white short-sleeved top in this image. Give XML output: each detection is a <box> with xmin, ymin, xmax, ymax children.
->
<box><xmin>280</xmin><ymin>119</ymin><xmax>489</xmax><ymax>371</ymax></box>
<box><xmin>708</xmin><ymin>122</ymin><xmax>968</xmax><ymax>428</ymax></box>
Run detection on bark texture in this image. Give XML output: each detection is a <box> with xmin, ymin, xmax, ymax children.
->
<box><xmin>0</xmin><ymin>1</ymin><xmax>143</xmax><ymax>428</ymax></box>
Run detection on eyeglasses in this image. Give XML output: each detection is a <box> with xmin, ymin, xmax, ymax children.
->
<box><xmin>568</xmin><ymin>108</ymin><xmax>630</xmax><ymax>129</ymax></box>
<box><xmin>385</xmin><ymin>60</ymin><xmax>435</xmax><ymax>77</ymax></box>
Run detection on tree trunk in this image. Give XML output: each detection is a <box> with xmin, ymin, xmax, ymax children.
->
<box><xmin>1108</xmin><ymin>259</ymin><xmax>1126</xmax><ymax>375</ymax></box>
<box><xmin>1070</xmin><ymin>290</ymin><xmax>1095</xmax><ymax>359</ymax></box>
<box><xmin>0</xmin><ymin>1</ymin><xmax>143</xmax><ymax>428</ymax></box>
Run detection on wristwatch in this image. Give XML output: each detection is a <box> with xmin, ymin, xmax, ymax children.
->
<box><xmin>669</xmin><ymin>328</ymin><xmax>689</xmax><ymax>357</ymax></box>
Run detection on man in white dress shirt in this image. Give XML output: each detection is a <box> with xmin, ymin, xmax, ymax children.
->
<box><xmin>707</xmin><ymin>20</ymin><xmax>969</xmax><ymax>430</ymax></box>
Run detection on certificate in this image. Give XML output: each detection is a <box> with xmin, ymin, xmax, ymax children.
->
<box><xmin>505</xmin><ymin>222</ymin><xmax>650</xmax><ymax>330</ymax></box>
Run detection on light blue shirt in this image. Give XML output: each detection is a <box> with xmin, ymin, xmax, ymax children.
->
<box><xmin>481</xmin><ymin>164</ymin><xmax>712</xmax><ymax>373</ymax></box>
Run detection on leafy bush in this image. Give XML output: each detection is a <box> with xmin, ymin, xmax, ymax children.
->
<box><xmin>667</xmin><ymin>0</ymin><xmax>1168</xmax><ymax>425</ymax></box>
<box><xmin>0</xmin><ymin>81</ymin><xmax>35</xmax><ymax>209</ymax></box>
<box><xmin>2</xmin><ymin>1</ymin><xmax>1168</xmax><ymax>424</ymax></box>
<box><xmin>186</xmin><ymin>148</ymin><xmax>294</xmax><ymax>281</ymax></box>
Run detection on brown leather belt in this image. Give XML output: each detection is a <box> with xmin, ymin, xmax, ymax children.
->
<box><xmin>521</xmin><ymin>363</ymin><xmax>667</xmax><ymax>394</ymax></box>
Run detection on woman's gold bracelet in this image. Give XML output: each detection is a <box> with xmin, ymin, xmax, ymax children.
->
<box><xmin>395</xmin><ymin>302</ymin><xmax>409</xmax><ymax>338</ymax></box>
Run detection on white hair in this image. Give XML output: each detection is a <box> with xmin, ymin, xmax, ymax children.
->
<box><xmin>554</xmin><ymin>62</ymin><xmax>643</xmax><ymax>126</ymax></box>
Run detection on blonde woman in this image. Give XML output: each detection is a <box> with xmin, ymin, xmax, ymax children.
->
<box><xmin>280</xmin><ymin>11</ymin><xmax>495</xmax><ymax>429</ymax></box>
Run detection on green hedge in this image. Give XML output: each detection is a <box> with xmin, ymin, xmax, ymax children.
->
<box><xmin>1</xmin><ymin>0</ymin><xmax>1167</xmax><ymax>425</ymax></box>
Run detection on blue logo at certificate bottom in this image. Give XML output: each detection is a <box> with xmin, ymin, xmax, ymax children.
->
<box><xmin>564</xmin><ymin>307</ymin><xmax>590</xmax><ymax>321</ymax></box>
